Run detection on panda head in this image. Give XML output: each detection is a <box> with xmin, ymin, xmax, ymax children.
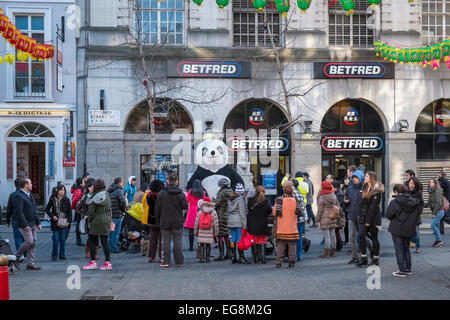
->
<box><xmin>195</xmin><ymin>139</ymin><xmax>229</xmax><ymax>173</ymax></box>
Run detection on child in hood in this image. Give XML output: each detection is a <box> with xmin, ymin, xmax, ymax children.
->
<box><xmin>194</xmin><ymin>200</ymin><xmax>219</xmax><ymax>263</ymax></box>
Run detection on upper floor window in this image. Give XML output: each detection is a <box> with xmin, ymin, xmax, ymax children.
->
<box><xmin>329</xmin><ymin>0</ymin><xmax>374</xmax><ymax>47</ymax></box>
<box><xmin>136</xmin><ymin>0</ymin><xmax>184</xmax><ymax>45</ymax></box>
<box><xmin>232</xmin><ymin>0</ymin><xmax>281</xmax><ymax>47</ymax></box>
<box><xmin>422</xmin><ymin>0</ymin><xmax>450</xmax><ymax>45</ymax></box>
<box><xmin>14</xmin><ymin>15</ymin><xmax>45</xmax><ymax>97</ymax></box>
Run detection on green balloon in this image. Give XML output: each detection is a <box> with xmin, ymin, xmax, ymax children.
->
<box><xmin>216</xmin><ymin>0</ymin><xmax>229</xmax><ymax>8</ymax></box>
<box><xmin>252</xmin><ymin>0</ymin><xmax>267</xmax><ymax>11</ymax></box>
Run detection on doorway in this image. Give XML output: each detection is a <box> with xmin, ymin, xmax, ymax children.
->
<box><xmin>322</xmin><ymin>154</ymin><xmax>383</xmax><ymax>183</ymax></box>
<box><xmin>16</xmin><ymin>142</ymin><xmax>46</xmax><ymax>206</ymax></box>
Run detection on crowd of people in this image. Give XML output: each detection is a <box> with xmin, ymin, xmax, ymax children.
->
<box><xmin>3</xmin><ymin>167</ymin><xmax>450</xmax><ymax>277</ymax></box>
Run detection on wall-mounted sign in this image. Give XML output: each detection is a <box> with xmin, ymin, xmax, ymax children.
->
<box><xmin>322</xmin><ymin>136</ymin><xmax>384</xmax><ymax>152</ymax></box>
<box><xmin>63</xmin><ymin>141</ymin><xmax>76</xmax><ymax>167</ymax></box>
<box><xmin>154</xmin><ymin>106</ymin><xmax>168</xmax><ymax>124</ymax></box>
<box><xmin>31</xmin><ymin>155</ymin><xmax>40</xmax><ymax>194</ymax></box>
<box><xmin>57</xmin><ymin>64</ymin><xmax>63</xmax><ymax>92</ymax></box>
<box><xmin>227</xmin><ymin>137</ymin><xmax>289</xmax><ymax>152</ymax></box>
<box><xmin>167</xmin><ymin>60</ymin><xmax>251</xmax><ymax>78</ymax></box>
<box><xmin>48</xmin><ymin>141</ymin><xmax>55</xmax><ymax>178</ymax></box>
<box><xmin>262</xmin><ymin>169</ymin><xmax>277</xmax><ymax>195</ymax></box>
<box><xmin>436</xmin><ymin>108</ymin><xmax>450</xmax><ymax>126</ymax></box>
<box><xmin>7</xmin><ymin>142</ymin><xmax>13</xmax><ymax>180</ymax></box>
<box><xmin>249</xmin><ymin>107</ymin><xmax>264</xmax><ymax>126</ymax></box>
<box><xmin>88</xmin><ymin>110</ymin><xmax>121</xmax><ymax>127</ymax></box>
<box><xmin>314</xmin><ymin>62</ymin><xmax>395</xmax><ymax>79</ymax></box>
<box><xmin>0</xmin><ymin>110</ymin><xmax>69</xmax><ymax>117</ymax></box>
<box><xmin>343</xmin><ymin>107</ymin><xmax>359</xmax><ymax>126</ymax></box>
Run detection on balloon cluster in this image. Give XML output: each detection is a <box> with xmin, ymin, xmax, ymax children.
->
<box><xmin>374</xmin><ymin>39</ymin><xmax>450</xmax><ymax>70</ymax></box>
<box><xmin>0</xmin><ymin>8</ymin><xmax>55</xmax><ymax>63</ymax></box>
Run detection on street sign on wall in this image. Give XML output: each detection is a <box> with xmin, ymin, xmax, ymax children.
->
<box><xmin>88</xmin><ymin>110</ymin><xmax>121</xmax><ymax>127</ymax></box>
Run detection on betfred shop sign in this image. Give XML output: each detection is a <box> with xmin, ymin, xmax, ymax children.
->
<box><xmin>167</xmin><ymin>60</ymin><xmax>251</xmax><ymax>78</ymax></box>
<box><xmin>314</xmin><ymin>62</ymin><xmax>395</xmax><ymax>79</ymax></box>
<box><xmin>322</xmin><ymin>136</ymin><xmax>384</xmax><ymax>152</ymax></box>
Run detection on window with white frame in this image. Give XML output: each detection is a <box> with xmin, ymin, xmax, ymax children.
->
<box><xmin>137</xmin><ymin>0</ymin><xmax>184</xmax><ymax>45</ymax></box>
<box><xmin>422</xmin><ymin>0</ymin><xmax>450</xmax><ymax>45</ymax></box>
<box><xmin>232</xmin><ymin>0</ymin><xmax>281</xmax><ymax>47</ymax></box>
<box><xmin>14</xmin><ymin>15</ymin><xmax>45</xmax><ymax>97</ymax></box>
<box><xmin>328</xmin><ymin>0</ymin><xmax>374</xmax><ymax>47</ymax></box>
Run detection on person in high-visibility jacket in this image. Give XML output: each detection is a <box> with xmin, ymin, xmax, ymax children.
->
<box><xmin>281</xmin><ymin>172</ymin><xmax>309</xmax><ymax>204</ymax></box>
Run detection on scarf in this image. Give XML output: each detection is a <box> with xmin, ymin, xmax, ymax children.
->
<box><xmin>275</xmin><ymin>194</ymin><xmax>302</xmax><ymax>218</ymax></box>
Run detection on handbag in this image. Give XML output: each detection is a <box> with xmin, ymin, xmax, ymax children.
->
<box><xmin>443</xmin><ymin>197</ymin><xmax>449</xmax><ymax>212</ymax></box>
<box><xmin>57</xmin><ymin>217</ymin><xmax>69</xmax><ymax>229</ymax></box>
<box><xmin>329</xmin><ymin>205</ymin><xmax>340</xmax><ymax>220</ymax></box>
<box><xmin>78</xmin><ymin>217</ymin><xmax>87</xmax><ymax>234</ymax></box>
<box><xmin>237</xmin><ymin>229</ymin><xmax>254</xmax><ymax>251</ymax></box>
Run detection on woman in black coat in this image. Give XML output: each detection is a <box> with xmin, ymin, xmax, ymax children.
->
<box><xmin>408</xmin><ymin>177</ymin><xmax>424</xmax><ymax>253</ymax></box>
<box><xmin>45</xmin><ymin>184</ymin><xmax>72</xmax><ymax>261</ymax></box>
<box><xmin>247</xmin><ymin>186</ymin><xmax>272</xmax><ymax>264</ymax></box>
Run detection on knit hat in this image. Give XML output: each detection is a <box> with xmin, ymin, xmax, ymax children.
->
<box><xmin>199</xmin><ymin>200</ymin><xmax>215</xmax><ymax>210</ymax></box>
<box><xmin>234</xmin><ymin>183</ymin><xmax>245</xmax><ymax>195</ymax></box>
<box><xmin>319</xmin><ymin>181</ymin><xmax>334</xmax><ymax>197</ymax></box>
<box><xmin>218</xmin><ymin>178</ymin><xmax>230</xmax><ymax>187</ymax></box>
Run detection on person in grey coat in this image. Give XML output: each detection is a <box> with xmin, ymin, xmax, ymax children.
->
<box><xmin>227</xmin><ymin>183</ymin><xmax>249</xmax><ymax>264</ymax></box>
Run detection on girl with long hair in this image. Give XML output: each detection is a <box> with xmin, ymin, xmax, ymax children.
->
<box><xmin>427</xmin><ymin>178</ymin><xmax>445</xmax><ymax>247</ymax></box>
<box><xmin>356</xmin><ymin>171</ymin><xmax>384</xmax><ymax>267</ymax></box>
<box><xmin>408</xmin><ymin>177</ymin><xmax>424</xmax><ymax>253</ymax></box>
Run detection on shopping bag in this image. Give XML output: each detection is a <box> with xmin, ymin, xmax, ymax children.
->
<box><xmin>237</xmin><ymin>229</ymin><xmax>254</xmax><ymax>251</ymax></box>
<box><xmin>78</xmin><ymin>217</ymin><xmax>87</xmax><ymax>234</ymax></box>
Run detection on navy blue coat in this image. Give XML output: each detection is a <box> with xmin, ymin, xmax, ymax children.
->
<box><xmin>13</xmin><ymin>190</ymin><xmax>40</xmax><ymax>229</ymax></box>
<box><xmin>5</xmin><ymin>189</ymin><xmax>19</xmax><ymax>225</ymax></box>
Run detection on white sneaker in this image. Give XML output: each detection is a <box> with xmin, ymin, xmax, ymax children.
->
<box><xmin>392</xmin><ymin>271</ymin><xmax>407</xmax><ymax>278</ymax></box>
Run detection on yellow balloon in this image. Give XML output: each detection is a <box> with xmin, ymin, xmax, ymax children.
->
<box><xmin>4</xmin><ymin>53</ymin><xmax>16</xmax><ymax>64</ymax></box>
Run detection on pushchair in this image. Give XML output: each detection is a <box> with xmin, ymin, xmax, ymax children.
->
<box><xmin>265</xmin><ymin>215</ymin><xmax>276</xmax><ymax>257</ymax></box>
<box><xmin>119</xmin><ymin>211</ymin><xmax>144</xmax><ymax>253</ymax></box>
<box><xmin>0</xmin><ymin>239</ymin><xmax>17</xmax><ymax>275</ymax></box>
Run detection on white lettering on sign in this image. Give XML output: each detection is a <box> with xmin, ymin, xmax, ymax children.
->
<box><xmin>182</xmin><ymin>64</ymin><xmax>191</xmax><ymax>73</ymax></box>
<box><xmin>322</xmin><ymin>137</ymin><xmax>383</xmax><ymax>151</ymax></box>
<box><xmin>227</xmin><ymin>138</ymin><xmax>288</xmax><ymax>151</ymax></box>
<box><xmin>324</xmin><ymin>64</ymin><xmax>385</xmax><ymax>77</ymax></box>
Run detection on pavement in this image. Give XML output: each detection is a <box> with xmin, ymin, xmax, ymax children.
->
<box><xmin>1</xmin><ymin>218</ymin><xmax>450</xmax><ymax>300</ymax></box>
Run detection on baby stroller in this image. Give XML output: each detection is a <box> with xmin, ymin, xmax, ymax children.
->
<box><xmin>0</xmin><ymin>239</ymin><xmax>17</xmax><ymax>275</ymax></box>
<box><xmin>265</xmin><ymin>215</ymin><xmax>276</xmax><ymax>257</ymax></box>
<box><xmin>119</xmin><ymin>209</ymin><xmax>144</xmax><ymax>253</ymax></box>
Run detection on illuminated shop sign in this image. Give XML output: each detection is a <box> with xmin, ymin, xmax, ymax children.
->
<box><xmin>167</xmin><ymin>60</ymin><xmax>251</xmax><ymax>78</ymax></box>
<box><xmin>322</xmin><ymin>136</ymin><xmax>383</xmax><ymax>152</ymax></box>
<box><xmin>227</xmin><ymin>137</ymin><xmax>289</xmax><ymax>152</ymax></box>
<box><xmin>343</xmin><ymin>107</ymin><xmax>359</xmax><ymax>125</ymax></box>
<box><xmin>314</xmin><ymin>62</ymin><xmax>395</xmax><ymax>79</ymax></box>
<box><xmin>436</xmin><ymin>108</ymin><xmax>450</xmax><ymax>126</ymax></box>
<box><xmin>249</xmin><ymin>107</ymin><xmax>264</xmax><ymax>126</ymax></box>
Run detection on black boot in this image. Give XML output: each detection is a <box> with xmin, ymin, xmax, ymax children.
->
<box><xmin>199</xmin><ymin>244</ymin><xmax>205</xmax><ymax>263</ymax></box>
<box><xmin>251</xmin><ymin>245</ymin><xmax>258</xmax><ymax>263</ymax></box>
<box><xmin>214</xmin><ymin>241</ymin><xmax>225</xmax><ymax>261</ymax></box>
<box><xmin>76</xmin><ymin>231</ymin><xmax>84</xmax><ymax>246</ymax></box>
<box><xmin>206</xmin><ymin>244</ymin><xmax>211</xmax><ymax>263</ymax></box>
<box><xmin>238</xmin><ymin>250</ymin><xmax>250</xmax><ymax>264</ymax></box>
<box><xmin>303</xmin><ymin>238</ymin><xmax>311</xmax><ymax>253</ymax></box>
<box><xmin>370</xmin><ymin>257</ymin><xmax>379</xmax><ymax>266</ymax></box>
<box><xmin>261</xmin><ymin>244</ymin><xmax>267</xmax><ymax>264</ymax></box>
<box><xmin>356</xmin><ymin>256</ymin><xmax>368</xmax><ymax>267</ymax></box>
<box><xmin>231</xmin><ymin>244</ymin><xmax>238</xmax><ymax>264</ymax></box>
<box><xmin>189</xmin><ymin>230</ymin><xmax>194</xmax><ymax>251</ymax></box>
<box><xmin>224</xmin><ymin>239</ymin><xmax>231</xmax><ymax>260</ymax></box>
<box><xmin>288</xmin><ymin>260</ymin><xmax>295</xmax><ymax>268</ymax></box>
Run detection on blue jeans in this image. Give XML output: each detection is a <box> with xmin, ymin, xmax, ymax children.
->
<box><xmin>229</xmin><ymin>227</ymin><xmax>242</xmax><ymax>243</ymax></box>
<box><xmin>52</xmin><ymin>228</ymin><xmax>67</xmax><ymax>258</ymax></box>
<box><xmin>109</xmin><ymin>217</ymin><xmax>123</xmax><ymax>252</ymax></box>
<box><xmin>306</xmin><ymin>205</ymin><xmax>315</xmax><ymax>224</ymax></box>
<box><xmin>410</xmin><ymin>225</ymin><xmax>421</xmax><ymax>248</ymax></box>
<box><xmin>431</xmin><ymin>210</ymin><xmax>445</xmax><ymax>241</ymax></box>
<box><xmin>11</xmin><ymin>220</ymin><xmax>24</xmax><ymax>252</ymax></box>
<box><xmin>296</xmin><ymin>222</ymin><xmax>305</xmax><ymax>259</ymax></box>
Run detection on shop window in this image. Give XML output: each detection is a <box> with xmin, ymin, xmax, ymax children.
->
<box><xmin>136</xmin><ymin>0</ymin><xmax>184</xmax><ymax>45</ymax></box>
<box><xmin>8</xmin><ymin>122</ymin><xmax>55</xmax><ymax>138</ymax></box>
<box><xmin>232</xmin><ymin>0</ymin><xmax>280</xmax><ymax>47</ymax></box>
<box><xmin>422</xmin><ymin>0</ymin><xmax>450</xmax><ymax>46</ymax></box>
<box><xmin>320</xmin><ymin>99</ymin><xmax>384</xmax><ymax>134</ymax></box>
<box><xmin>416</xmin><ymin>99</ymin><xmax>450</xmax><ymax>160</ymax></box>
<box><xmin>328</xmin><ymin>0</ymin><xmax>375</xmax><ymax>47</ymax></box>
<box><xmin>125</xmin><ymin>98</ymin><xmax>193</xmax><ymax>133</ymax></box>
<box><xmin>14</xmin><ymin>15</ymin><xmax>46</xmax><ymax>97</ymax></box>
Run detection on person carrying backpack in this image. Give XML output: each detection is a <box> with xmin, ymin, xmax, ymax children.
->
<box><xmin>194</xmin><ymin>200</ymin><xmax>219</xmax><ymax>263</ymax></box>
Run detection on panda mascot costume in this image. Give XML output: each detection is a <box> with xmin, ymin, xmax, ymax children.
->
<box><xmin>186</xmin><ymin>138</ymin><xmax>244</xmax><ymax>200</ymax></box>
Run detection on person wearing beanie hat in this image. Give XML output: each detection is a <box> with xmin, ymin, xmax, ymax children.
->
<box><xmin>194</xmin><ymin>200</ymin><xmax>219</xmax><ymax>263</ymax></box>
<box><xmin>214</xmin><ymin>179</ymin><xmax>234</xmax><ymax>261</ymax></box>
<box><xmin>227</xmin><ymin>184</ymin><xmax>249</xmax><ymax>264</ymax></box>
<box><xmin>316</xmin><ymin>181</ymin><xmax>345</xmax><ymax>258</ymax></box>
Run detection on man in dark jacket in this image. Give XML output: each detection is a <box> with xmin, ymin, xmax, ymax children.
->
<box><xmin>108</xmin><ymin>177</ymin><xmax>126</xmax><ymax>253</ymax></box>
<box><xmin>346</xmin><ymin>170</ymin><xmax>364</xmax><ymax>264</ymax></box>
<box><xmin>404</xmin><ymin>169</ymin><xmax>416</xmax><ymax>188</ymax></box>
<box><xmin>386</xmin><ymin>184</ymin><xmax>420</xmax><ymax>277</ymax></box>
<box><xmin>6</xmin><ymin>178</ymin><xmax>25</xmax><ymax>252</ymax></box>
<box><xmin>13</xmin><ymin>178</ymin><xmax>42</xmax><ymax>270</ymax></box>
<box><xmin>438</xmin><ymin>171</ymin><xmax>450</xmax><ymax>233</ymax></box>
<box><xmin>155</xmin><ymin>174</ymin><xmax>188</xmax><ymax>267</ymax></box>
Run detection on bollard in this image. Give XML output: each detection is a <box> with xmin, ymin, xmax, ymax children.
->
<box><xmin>0</xmin><ymin>266</ymin><xmax>10</xmax><ymax>300</ymax></box>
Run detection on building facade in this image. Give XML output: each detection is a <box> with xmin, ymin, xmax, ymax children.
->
<box><xmin>0</xmin><ymin>0</ymin><xmax>77</xmax><ymax>207</ymax></box>
<box><xmin>76</xmin><ymin>0</ymin><xmax>450</xmax><ymax>208</ymax></box>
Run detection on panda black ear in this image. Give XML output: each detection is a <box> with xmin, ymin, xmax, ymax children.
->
<box><xmin>202</xmin><ymin>147</ymin><xmax>208</xmax><ymax>157</ymax></box>
<box><xmin>217</xmin><ymin>146</ymin><xmax>223</xmax><ymax>154</ymax></box>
